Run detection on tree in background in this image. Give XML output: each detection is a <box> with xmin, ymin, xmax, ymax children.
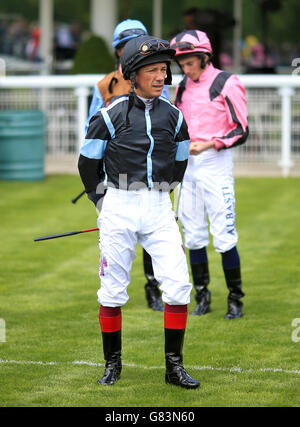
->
<box><xmin>70</xmin><ymin>35</ymin><xmax>114</xmax><ymax>74</ymax></box>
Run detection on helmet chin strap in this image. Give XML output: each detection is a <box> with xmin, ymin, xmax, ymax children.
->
<box><xmin>126</xmin><ymin>72</ymin><xmax>137</xmax><ymax>127</ymax></box>
<box><xmin>200</xmin><ymin>53</ymin><xmax>213</xmax><ymax>69</ymax></box>
<box><xmin>165</xmin><ymin>63</ymin><xmax>172</xmax><ymax>85</ymax></box>
<box><xmin>176</xmin><ymin>53</ymin><xmax>212</xmax><ymax>74</ymax></box>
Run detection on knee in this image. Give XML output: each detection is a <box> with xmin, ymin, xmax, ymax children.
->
<box><xmin>161</xmin><ymin>281</ymin><xmax>193</xmax><ymax>306</ymax></box>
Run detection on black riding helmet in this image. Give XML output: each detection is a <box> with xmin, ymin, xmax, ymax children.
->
<box><xmin>121</xmin><ymin>36</ymin><xmax>175</xmax><ymax>126</ymax></box>
<box><xmin>121</xmin><ymin>35</ymin><xmax>176</xmax><ymax>85</ymax></box>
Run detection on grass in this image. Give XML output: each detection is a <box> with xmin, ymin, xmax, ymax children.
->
<box><xmin>0</xmin><ymin>175</ymin><xmax>300</xmax><ymax>407</ymax></box>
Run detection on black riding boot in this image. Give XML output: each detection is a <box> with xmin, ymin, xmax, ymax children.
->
<box><xmin>165</xmin><ymin>329</ymin><xmax>200</xmax><ymax>389</ymax></box>
<box><xmin>143</xmin><ymin>249</ymin><xmax>164</xmax><ymax>312</ymax></box>
<box><xmin>98</xmin><ymin>330</ymin><xmax>122</xmax><ymax>385</ymax></box>
<box><xmin>224</xmin><ymin>267</ymin><xmax>245</xmax><ymax>320</ymax></box>
<box><xmin>191</xmin><ymin>263</ymin><xmax>211</xmax><ymax>315</ymax></box>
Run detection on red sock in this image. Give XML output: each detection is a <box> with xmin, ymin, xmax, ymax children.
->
<box><xmin>99</xmin><ymin>306</ymin><xmax>122</xmax><ymax>333</ymax></box>
<box><xmin>164</xmin><ymin>304</ymin><xmax>188</xmax><ymax>329</ymax></box>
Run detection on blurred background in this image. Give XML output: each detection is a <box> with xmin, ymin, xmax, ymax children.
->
<box><xmin>0</xmin><ymin>0</ymin><xmax>299</xmax><ymax>179</ymax></box>
<box><xmin>1</xmin><ymin>2</ymin><xmax>300</xmax><ymax>409</ymax></box>
<box><xmin>1</xmin><ymin>0</ymin><xmax>299</xmax><ymax>74</ymax></box>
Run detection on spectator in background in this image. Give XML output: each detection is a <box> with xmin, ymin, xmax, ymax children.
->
<box><xmin>69</xmin><ymin>22</ymin><xmax>82</xmax><ymax>49</ymax></box>
<box><xmin>4</xmin><ymin>19</ymin><xmax>30</xmax><ymax>58</ymax></box>
<box><xmin>55</xmin><ymin>24</ymin><xmax>77</xmax><ymax>60</ymax></box>
<box><xmin>182</xmin><ymin>7</ymin><xmax>236</xmax><ymax>69</ymax></box>
<box><xmin>26</xmin><ymin>26</ymin><xmax>41</xmax><ymax>61</ymax></box>
<box><xmin>219</xmin><ymin>40</ymin><xmax>234</xmax><ymax>70</ymax></box>
<box><xmin>243</xmin><ymin>34</ymin><xmax>276</xmax><ymax>74</ymax></box>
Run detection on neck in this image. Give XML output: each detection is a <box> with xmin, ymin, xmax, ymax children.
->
<box><xmin>135</xmin><ymin>89</ymin><xmax>155</xmax><ymax>100</ymax></box>
<box><xmin>136</xmin><ymin>94</ymin><xmax>154</xmax><ymax>102</ymax></box>
<box><xmin>193</xmin><ymin>62</ymin><xmax>210</xmax><ymax>82</ymax></box>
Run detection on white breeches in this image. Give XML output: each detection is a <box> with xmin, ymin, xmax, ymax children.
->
<box><xmin>178</xmin><ymin>149</ymin><xmax>238</xmax><ymax>253</ymax></box>
<box><xmin>97</xmin><ymin>187</ymin><xmax>192</xmax><ymax>307</ymax></box>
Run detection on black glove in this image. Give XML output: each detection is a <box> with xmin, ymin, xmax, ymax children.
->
<box><xmin>87</xmin><ymin>189</ymin><xmax>107</xmax><ymax>211</ymax></box>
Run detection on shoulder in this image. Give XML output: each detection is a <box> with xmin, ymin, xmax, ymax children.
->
<box><xmin>209</xmin><ymin>69</ymin><xmax>234</xmax><ymax>100</ymax></box>
<box><xmin>158</xmin><ymin>96</ymin><xmax>185</xmax><ymax>129</ymax></box>
<box><xmin>102</xmin><ymin>95</ymin><xmax>129</xmax><ymax>126</ymax></box>
<box><xmin>223</xmin><ymin>73</ymin><xmax>245</xmax><ymax>94</ymax></box>
<box><xmin>159</xmin><ymin>96</ymin><xmax>182</xmax><ymax>115</ymax></box>
<box><xmin>105</xmin><ymin>95</ymin><xmax>129</xmax><ymax>111</ymax></box>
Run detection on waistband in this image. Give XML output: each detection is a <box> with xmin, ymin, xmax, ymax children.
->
<box><xmin>106</xmin><ymin>186</ymin><xmax>170</xmax><ymax>203</ymax></box>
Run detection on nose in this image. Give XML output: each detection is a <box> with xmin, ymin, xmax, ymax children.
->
<box><xmin>182</xmin><ymin>65</ymin><xmax>190</xmax><ymax>74</ymax></box>
<box><xmin>155</xmin><ymin>70</ymin><xmax>166</xmax><ymax>81</ymax></box>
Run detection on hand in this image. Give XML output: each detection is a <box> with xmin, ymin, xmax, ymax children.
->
<box><xmin>87</xmin><ymin>190</ymin><xmax>106</xmax><ymax>209</ymax></box>
<box><xmin>189</xmin><ymin>142</ymin><xmax>203</xmax><ymax>155</ymax></box>
<box><xmin>189</xmin><ymin>140</ymin><xmax>215</xmax><ymax>155</ymax></box>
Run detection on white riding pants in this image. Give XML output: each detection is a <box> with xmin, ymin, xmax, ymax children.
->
<box><xmin>178</xmin><ymin>149</ymin><xmax>238</xmax><ymax>253</ymax></box>
<box><xmin>97</xmin><ymin>187</ymin><xmax>192</xmax><ymax>307</ymax></box>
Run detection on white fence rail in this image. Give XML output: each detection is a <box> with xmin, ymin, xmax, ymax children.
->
<box><xmin>1</xmin><ymin>74</ymin><xmax>300</xmax><ymax>176</ymax></box>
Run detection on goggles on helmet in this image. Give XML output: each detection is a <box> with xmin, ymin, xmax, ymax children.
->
<box><xmin>117</xmin><ymin>28</ymin><xmax>147</xmax><ymax>42</ymax></box>
<box><xmin>121</xmin><ymin>35</ymin><xmax>174</xmax><ymax>85</ymax></box>
<box><xmin>171</xmin><ymin>41</ymin><xmax>211</xmax><ymax>53</ymax></box>
<box><xmin>139</xmin><ymin>38</ymin><xmax>169</xmax><ymax>55</ymax></box>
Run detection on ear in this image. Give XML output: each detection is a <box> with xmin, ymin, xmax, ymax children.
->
<box><xmin>133</xmin><ymin>70</ymin><xmax>139</xmax><ymax>88</ymax></box>
<box><xmin>116</xmin><ymin>47</ymin><xmax>124</xmax><ymax>58</ymax></box>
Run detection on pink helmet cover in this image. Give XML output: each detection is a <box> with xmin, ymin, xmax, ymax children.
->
<box><xmin>170</xmin><ymin>30</ymin><xmax>212</xmax><ymax>57</ymax></box>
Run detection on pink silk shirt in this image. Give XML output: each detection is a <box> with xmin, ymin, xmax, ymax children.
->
<box><xmin>175</xmin><ymin>63</ymin><xmax>249</xmax><ymax>151</ymax></box>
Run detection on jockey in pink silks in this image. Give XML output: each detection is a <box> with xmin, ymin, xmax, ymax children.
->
<box><xmin>170</xmin><ymin>30</ymin><xmax>249</xmax><ymax>319</ymax></box>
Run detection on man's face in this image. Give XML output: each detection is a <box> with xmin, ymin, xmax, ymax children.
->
<box><xmin>178</xmin><ymin>55</ymin><xmax>203</xmax><ymax>81</ymax></box>
<box><xmin>135</xmin><ymin>62</ymin><xmax>167</xmax><ymax>99</ymax></box>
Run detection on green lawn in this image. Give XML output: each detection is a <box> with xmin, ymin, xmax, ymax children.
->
<box><xmin>0</xmin><ymin>175</ymin><xmax>300</xmax><ymax>407</ymax></box>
